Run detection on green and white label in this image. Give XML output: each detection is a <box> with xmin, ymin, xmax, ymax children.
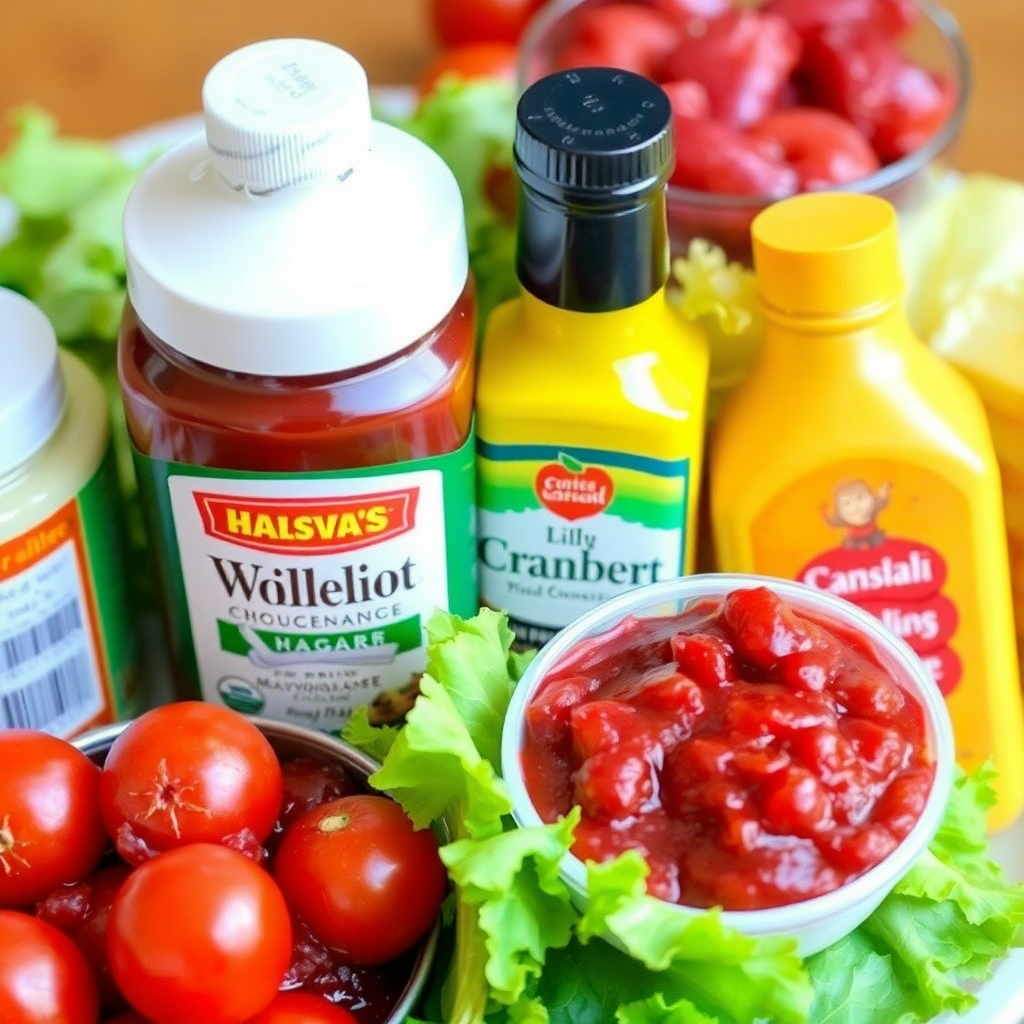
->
<box><xmin>135</xmin><ymin>435</ymin><xmax>476</xmax><ymax>732</ymax></box>
<box><xmin>477</xmin><ymin>441</ymin><xmax>689</xmax><ymax>646</ymax></box>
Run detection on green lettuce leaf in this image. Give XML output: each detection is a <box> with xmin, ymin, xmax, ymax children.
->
<box><xmin>441</xmin><ymin>812</ymin><xmax>580</xmax><ymax>1004</ymax></box>
<box><xmin>342</xmin><ymin>706</ymin><xmax>400</xmax><ymax>762</ymax></box>
<box><xmin>579</xmin><ymin>853</ymin><xmax>812</xmax><ymax>1024</ymax></box>
<box><xmin>807</xmin><ymin>765</ymin><xmax>1024</xmax><ymax>1024</ymax></box>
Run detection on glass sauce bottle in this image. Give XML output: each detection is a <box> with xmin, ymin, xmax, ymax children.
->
<box><xmin>118</xmin><ymin>39</ymin><xmax>476</xmax><ymax>733</ymax></box>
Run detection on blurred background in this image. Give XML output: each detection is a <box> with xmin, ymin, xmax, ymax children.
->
<box><xmin>0</xmin><ymin>0</ymin><xmax>1021</xmax><ymax>176</ymax></box>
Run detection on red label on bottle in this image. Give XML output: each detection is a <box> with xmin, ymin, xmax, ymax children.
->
<box><xmin>192</xmin><ymin>488</ymin><xmax>420</xmax><ymax>555</ymax></box>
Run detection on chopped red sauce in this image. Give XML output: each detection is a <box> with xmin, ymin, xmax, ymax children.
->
<box><xmin>522</xmin><ymin>586</ymin><xmax>934</xmax><ymax>911</ymax></box>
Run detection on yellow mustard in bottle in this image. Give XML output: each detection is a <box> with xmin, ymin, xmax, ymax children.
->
<box><xmin>476</xmin><ymin>68</ymin><xmax>709</xmax><ymax>647</ymax></box>
<box><xmin>710</xmin><ymin>192</ymin><xmax>1024</xmax><ymax>829</ymax></box>
<box><xmin>0</xmin><ymin>287</ymin><xmax>141</xmax><ymax>736</ymax></box>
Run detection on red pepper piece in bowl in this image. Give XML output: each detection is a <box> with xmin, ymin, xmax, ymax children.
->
<box><xmin>662</xmin><ymin>10</ymin><xmax>803</xmax><ymax>128</ymax></box>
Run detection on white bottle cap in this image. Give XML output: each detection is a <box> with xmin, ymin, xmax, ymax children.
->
<box><xmin>0</xmin><ymin>288</ymin><xmax>67</xmax><ymax>477</ymax></box>
<box><xmin>202</xmin><ymin>38</ymin><xmax>371</xmax><ymax>194</ymax></box>
<box><xmin>123</xmin><ymin>39</ymin><xmax>470</xmax><ymax>377</ymax></box>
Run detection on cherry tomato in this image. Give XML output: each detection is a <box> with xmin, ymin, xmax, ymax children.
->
<box><xmin>662</xmin><ymin>10</ymin><xmax>803</xmax><ymax>128</ymax></box>
<box><xmin>0</xmin><ymin>910</ymin><xmax>99</xmax><ymax>1024</ymax></box>
<box><xmin>483</xmin><ymin>162</ymin><xmax>517</xmax><ymax>224</ymax></box>
<box><xmin>107</xmin><ymin>844</ymin><xmax>292</xmax><ymax>1024</ymax></box>
<box><xmin>748</xmin><ymin>107</ymin><xmax>881</xmax><ymax>189</ymax></box>
<box><xmin>36</xmin><ymin>864</ymin><xmax>132</xmax><ymax>1012</ymax></box>
<box><xmin>0</xmin><ymin>731</ymin><xmax>108</xmax><ymax>908</ymax></box>
<box><xmin>801</xmin><ymin>26</ymin><xmax>956</xmax><ymax>162</ymax></box>
<box><xmin>763</xmin><ymin>0</ymin><xmax>918</xmax><ymax>39</ymax></box>
<box><xmin>430</xmin><ymin>0</ymin><xmax>545</xmax><ymax>46</ymax></box>
<box><xmin>670</xmin><ymin>118</ymin><xmax>798</xmax><ymax>197</ymax></box>
<box><xmin>245</xmin><ymin>992</ymin><xmax>358</xmax><ymax>1023</ymax></box>
<box><xmin>419</xmin><ymin>43</ymin><xmax>518</xmax><ymax>96</ymax></box>
<box><xmin>555</xmin><ymin>4</ymin><xmax>682</xmax><ymax>80</ymax></box>
<box><xmin>99</xmin><ymin>702</ymin><xmax>283</xmax><ymax>864</ymax></box>
<box><xmin>274</xmin><ymin>795</ymin><xmax>446</xmax><ymax>964</ymax></box>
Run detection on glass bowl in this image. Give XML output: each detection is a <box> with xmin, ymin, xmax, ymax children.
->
<box><xmin>500</xmin><ymin>573</ymin><xmax>955</xmax><ymax>956</ymax></box>
<box><xmin>518</xmin><ymin>0</ymin><xmax>971</xmax><ymax>263</ymax></box>
<box><xmin>73</xmin><ymin>716</ymin><xmax>439</xmax><ymax>1024</ymax></box>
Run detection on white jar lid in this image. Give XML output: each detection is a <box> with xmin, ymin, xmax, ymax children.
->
<box><xmin>0</xmin><ymin>288</ymin><xmax>66</xmax><ymax>478</ymax></box>
<box><xmin>123</xmin><ymin>39</ymin><xmax>470</xmax><ymax>378</ymax></box>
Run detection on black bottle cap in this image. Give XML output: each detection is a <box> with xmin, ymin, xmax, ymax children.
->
<box><xmin>515</xmin><ymin>67</ymin><xmax>673</xmax><ymax>203</ymax></box>
<box><xmin>514</xmin><ymin>68</ymin><xmax>674</xmax><ymax>311</ymax></box>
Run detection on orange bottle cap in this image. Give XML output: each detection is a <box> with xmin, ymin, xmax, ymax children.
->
<box><xmin>751</xmin><ymin>193</ymin><xmax>904</xmax><ymax>318</ymax></box>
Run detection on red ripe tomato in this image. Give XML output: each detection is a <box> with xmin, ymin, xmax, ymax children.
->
<box><xmin>0</xmin><ymin>910</ymin><xmax>99</xmax><ymax>1024</ymax></box>
<box><xmin>99</xmin><ymin>702</ymin><xmax>283</xmax><ymax>864</ymax></box>
<box><xmin>748</xmin><ymin>107</ymin><xmax>881</xmax><ymax>189</ymax></box>
<box><xmin>430</xmin><ymin>0</ymin><xmax>548</xmax><ymax>46</ymax></box>
<box><xmin>555</xmin><ymin>4</ymin><xmax>683</xmax><ymax>80</ymax></box>
<box><xmin>419</xmin><ymin>43</ymin><xmax>518</xmax><ymax>96</ymax></box>
<box><xmin>662</xmin><ymin>10</ymin><xmax>803</xmax><ymax>128</ymax></box>
<box><xmin>104</xmin><ymin>1016</ymin><xmax>151</xmax><ymax>1024</ymax></box>
<box><xmin>801</xmin><ymin>26</ymin><xmax>956</xmax><ymax>162</ymax></box>
<box><xmin>107</xmin><ymin>844</ymin><xmax>292</xmax><ymax>1024</ymax></box>
<box><xmin>245</xmin><ymin>992</ymin><xmax>358</xmax><ymax>1023</ymax></box>
<box><xmin>274</xmin><ymin>795</ymin><xmax>446</xmax><ymax>965</ymax></box>
<box><xmin>0</xmin><ymin>731</ymin><xmax>108</xmax><ymax>908</ymax></box>
<box><xmin>763</xmin><ymin>0</ymin><xmax>918</xmax><ymax>39</ymax></box>
<box><xmin>36</xmin><ymin>863</ymin><xmax>132</xmax><ymax>1012</ymax></box>
<box><xmin>670</xmin><ymin>117</ymin><xmax>798</xmax><ymax>197</ymax></box>
<box><xmin>430</xmin><ymin>0</ymin><xmax>545</xmax><ymax>46</ymax></box>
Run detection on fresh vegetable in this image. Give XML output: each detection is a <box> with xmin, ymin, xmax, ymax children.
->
<box><xmin>0</xmin><ymin>910</ymin><xmax>100</xmax><ymax>1024</ymax></box>
<box><xmin>36</xmin><ymin>863</ymin><xmax>133</xmax><ymax>1012</ymax></box>
<box><xmin>0</xmin><ymin>715</ymin><xmax>439</xmax><ymax>1022</ymax></box>
<box><xmin>106</xmin><ymin>843</ymin><xmax>292</xmax><ymax>1024</ymax></box>
<box><xmin>801</xmin><ymin>24</ymin><xmax>957</xmax><ymax>162</ymax></box>
<box><xmin>429</xmin><ymin>0</ymin><xmax>545</xmax><ymax>46</ymax></box>
<box><xmin>540</xmin><ymin>0</ymin><xmax>956</xmax><ymax>198</ymax></box>
<box><xmin>747</xmin><ymin>107</ymin><xmax>881</xmax><ymax>190</ymax></box>
<box><xmin>662</xmin><ymin>10</ymin><xmax>802</xmax><ymax>129</ymax></box>
<box><xmin>553</xmin><ymin>4</ymin><xmax>682</xmax><ymax>80</ymax></box>
<box><xmin>0</xmin><ymin>730</ymin><xmax>108</xmax><ymax>907</ymax></box>
<box><xmin>98</xmin><ymin>701</ymin><xmax>283</xmax><ymax>864</ymax></box>
<box><xmin>345</xmin><ymin>606</ymin><xmax>1024</xmax><ymax>1024</ymax></box>
<box><xmin>274</xmin><ymin>794</ymin><xmax>447</xmax><ymax>965</ymax></box>
<box><xmin>419</xmin><ymin>43</ymin><xmax>519</xmax><ymax>96</ymax></box>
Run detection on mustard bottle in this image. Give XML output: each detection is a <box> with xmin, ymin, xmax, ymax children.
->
<box><xmin>476</xmin><ymin>68</ymin><xmax>709</xmax><ymax>647</ymax></box>
<box><xmin>710</xmin><ymin>192</ymin><xmax>1024</xmax><ymax>829</ymax></box>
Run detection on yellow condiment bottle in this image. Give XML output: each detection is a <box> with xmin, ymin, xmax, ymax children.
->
<box><xmin>710</xmin><ymin>193</ymin><xmax>1024</xmax><ymax>829</ymax></box>
<box><xmin>476</xmin><ymin>68</ymin><xmax>708</xmax><ymax>647</ymax></box>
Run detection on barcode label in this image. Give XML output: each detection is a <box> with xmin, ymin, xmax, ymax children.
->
<box><xmin>0</xmin><ymin>600</ymin><xmax>83</xmax><ymax>672</ymax></box>
<box><xmin>0</xmin><ymin>648</ymin><xmax>99</xmax><ymax>732</ymax></box>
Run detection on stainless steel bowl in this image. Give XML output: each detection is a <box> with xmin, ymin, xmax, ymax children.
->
<box><xmin>74</xmin><ymin>715</ymin><xmax>440</xmax><ymax>1024</ymax></box>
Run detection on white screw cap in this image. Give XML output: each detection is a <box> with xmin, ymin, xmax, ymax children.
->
<box><xmin>202</xmin><ymin>38</ymin><xmax>372</xmax><ymax>194</ymax></box>
<box><xmin>0</xmin><ymin>288</ymin><xmax>66</xmax><ymax>477</ymax></box>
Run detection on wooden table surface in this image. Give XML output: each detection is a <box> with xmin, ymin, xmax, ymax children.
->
<box><xmin>0</xmin><ymin>0</ymin><xmax>1022</xmax><ymax>178</ymax></box>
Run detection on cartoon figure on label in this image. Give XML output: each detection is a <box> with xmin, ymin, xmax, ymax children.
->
<box><xmin>822</xmin><ymin>479</ymin><xmax>891</xmax><ymax>550</ymax></box>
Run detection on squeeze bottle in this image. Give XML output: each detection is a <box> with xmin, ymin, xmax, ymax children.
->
<box><xmin>476</xmin><ymin>68</ymin><xmax>709</xmax><ymax>647</ymax></box>
<box><xmin>710</xmin><ymin>192</ymin><xmax>1024</xmax><ymax>828</ymax></box>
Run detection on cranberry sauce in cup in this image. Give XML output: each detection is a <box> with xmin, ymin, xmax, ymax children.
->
<box><xmin>501</xmin><ymin>574</ymin><xmax>955</xmax><ymax>955</ymax></box>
